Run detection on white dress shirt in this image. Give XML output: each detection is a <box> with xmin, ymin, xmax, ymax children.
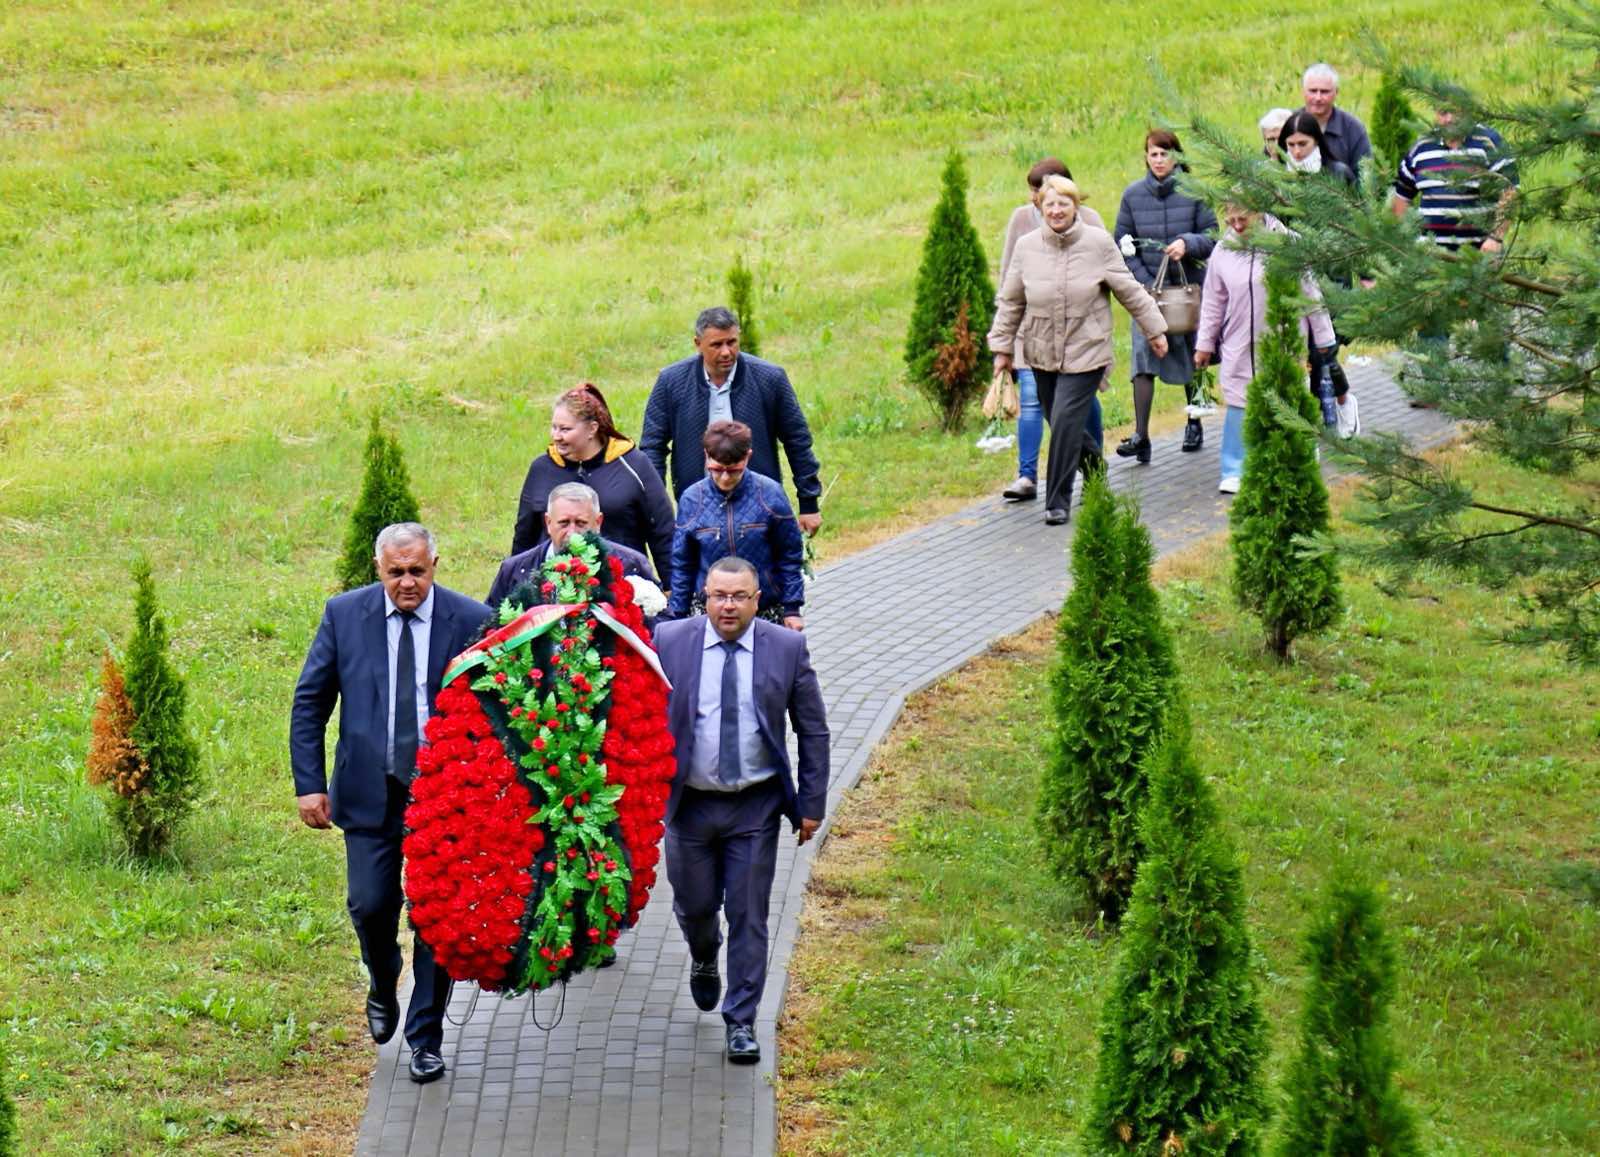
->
<box><xmin>688</xmin><ymin>618</ymin><xmax>775</xmax><ymax>792</ymax></box>
<box><xmin>384</xmin><ymin>586</ymin><xmax>433</xmax><ymax>775</ymax></box>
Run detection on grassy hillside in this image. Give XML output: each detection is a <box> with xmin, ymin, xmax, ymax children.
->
<box><xmin>0</xmin><ymin>1</ymin><xmax>1556</xmax><ymax>1150</ymax></box>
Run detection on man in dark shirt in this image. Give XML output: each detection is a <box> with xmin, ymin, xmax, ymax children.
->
<box><xmin>1301</xmin><ymin>62</ymin><xmax>1373</xmax><ymax>175</ymax></box>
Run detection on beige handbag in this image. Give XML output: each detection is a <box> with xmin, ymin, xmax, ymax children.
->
<box><xmin>981</xmin><ymin>368</ymin><xmax>1020</xmax><ymax>420</ymax></box>
<box><xmin>1151</xmin><ymin>253</ymin><xmax>1201</xmax><ymax>335</ymax></box>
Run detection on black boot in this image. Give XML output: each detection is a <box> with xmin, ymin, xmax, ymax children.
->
<box><xmin>1114</xmin><ymin>434</ymin><xmax>1152</xmax><ymax>464</ymax></box>
<box><xmin>1181</xmin><ymin>419</ymin><xmax>1204</xmax><ymax>452</ymax></box>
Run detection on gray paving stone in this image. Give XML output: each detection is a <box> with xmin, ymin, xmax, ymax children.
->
<box><xmin>355</xmin><ymin>363</ymin><xmax>1450</xmax><ymax>1154</ymax></box>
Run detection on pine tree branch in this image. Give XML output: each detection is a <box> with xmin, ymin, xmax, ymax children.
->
<box><xmin>1467</xmin><ymin>500</ymin><xmax>1600</xmax><ymax>538</ymax></box>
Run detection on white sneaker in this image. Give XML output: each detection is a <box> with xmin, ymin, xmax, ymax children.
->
<box><xmin>1218</xmin><ymin>476</ymin><xmax>1241</xmax><ymax>494</ymax></box>
<box><xmin>1335</xmin><ymin>392</ymin><xmax>1361</xmax><ymax>439</ymax></box>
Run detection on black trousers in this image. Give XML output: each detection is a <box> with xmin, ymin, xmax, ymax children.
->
<box><xmin>1034</xmin><ymin>368</ymin><xmax>1106</xmax><ymax>513</ymax></box>
<box><xmin>344</xmin><ymin>775</ymin><xmax>452</xmax><ymax>1051</ymax></box>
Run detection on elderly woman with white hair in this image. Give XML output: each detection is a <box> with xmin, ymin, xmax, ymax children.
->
<box><xmin>988</xmin><ymin>175</ymin><xmax>1169</xmax><ymax>526</ymax></box>
<box><xmin>1260</xmin><ymin>108</ymin><xmax>1293</xmax><ymax>161</ymax></box>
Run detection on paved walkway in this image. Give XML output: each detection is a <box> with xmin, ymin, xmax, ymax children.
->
<box><xmin>357</xmin><ymin>362</ymin><xmax>1452</xmax><ymax>1156</ymax></box>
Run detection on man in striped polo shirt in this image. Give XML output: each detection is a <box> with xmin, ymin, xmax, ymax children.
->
<box><xmin>1391</xmin><ymin>110</ymin><xmax>1519</xmax><ymax>252</ymax></box>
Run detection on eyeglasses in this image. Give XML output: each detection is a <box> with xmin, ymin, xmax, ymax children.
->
<box><xmin>705</xmin><ymin>592</ymin><xmax>755</xmax><ymax>606</ymax></box>
<box><xmin>706</xmin><ymin>464</ymin><xmax>745</xmax><ymax>477</ymax></box>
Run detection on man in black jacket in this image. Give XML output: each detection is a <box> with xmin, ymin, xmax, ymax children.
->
<box><xmin>641</xmin><ymin>306</ymin><xmax>823</xmax><ymax>535</ymax></box>
<box><xmin>486</xmin><ymin>482</ymin><xmax>659</xmax><ymax>609</ymax></box>
<box><xmin>290</xmin><ymin>523</ymin><xmax>492</xmax><ymax>1085</ymax></box>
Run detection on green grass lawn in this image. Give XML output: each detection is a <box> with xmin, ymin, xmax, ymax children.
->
<box><xmin>778</xmin><ymin>448</ymin><xmax>1600</xmax><ymax>1155</ymax></box>
<box><xmin>0</xmin><ymin>1</ymin><xmax>1562</xmax><ymax>1151</ymax></box>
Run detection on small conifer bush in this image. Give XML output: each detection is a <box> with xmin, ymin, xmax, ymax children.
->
<box><xmin>0</xmin><ymin>1037</ymin><xmax>17</xmax><ymax>1157</ymax></box>
<box><xmin>337</xmin><ymin>409</ymin><xmax>421</xmax><ymax>591</ymax></box>
<box><xmin>1083</xmin><ymin>719</ymin><xmax>1269</xmax><ymax>1155</ymax></box>
<box><xmin>726</xmin><ymin>254</ymin><xmax>762</xmax><ymax>357</ymax></box>
<box><xmin>93</xmin><ymin>560</ymin><xmax>202</xmax><ymax>860</ymax></box>
<box><xmin>1230</xmin><ymin>264</ymin><xmax>1342</xmax><ymax>659</ymax></box>
<box><xmin>1369</xmin><ymin>73</ymin><xmax>1421</xmax><ymax>183</ymax></box>
<box><xmin>905</xmin><ymin>149</ymin><xmax>995</xmax><ymax>432</ymax></box>
<box><xmin>1277</xmin><ymin>875</ymin><xmax>1421</xmax><ymax>1155</ymax></box>
<box><xmin>1037</xmin><ymin>473</ymin><xmax>1178</xmax><ymax>920</ymax></box>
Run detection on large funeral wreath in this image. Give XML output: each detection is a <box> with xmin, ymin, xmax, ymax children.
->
<box><xmin>402</xmin><ymin>534</ymin><xmax>676</xmax><ymax>993</ymax></box>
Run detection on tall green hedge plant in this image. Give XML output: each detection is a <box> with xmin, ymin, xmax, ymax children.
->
<box><xmin>337</xmin><ymin>409</ymin><xmax>421</xmax><ymax>591</ymax></box>
<box><xmin>1037</xmin><ymin>473</ymin><xmax>1178</xmax><ymax>920</ymax></box>
<box><xmin>904</xmin><ymin>149</ymin><xmax>994</xmax><ymax>432</ymax></box>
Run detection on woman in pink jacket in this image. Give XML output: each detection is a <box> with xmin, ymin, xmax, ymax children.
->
<box><xmin>1192</xmin><ymin>208</ymin><xmax>1334</xmax><ymax>494</ymax></box>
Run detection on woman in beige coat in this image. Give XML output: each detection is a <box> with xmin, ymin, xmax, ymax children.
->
<box><xmin>988</xmin><ymin>175</ymin><xmax>1169</xmax><ymax>524</ymax></box>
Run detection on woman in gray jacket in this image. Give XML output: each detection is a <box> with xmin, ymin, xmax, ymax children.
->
<box><xmin>989</xmin><ymin>176</ymin><xmax>1169</xmax><ymax>526</ymax></box>
<box><xmin>1113</xmin><ymin>129</ymin><xmax>1218</xmax><ymax>461</ymax></box>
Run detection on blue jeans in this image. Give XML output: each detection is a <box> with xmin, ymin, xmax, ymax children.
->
<box><xmin>1018</xmin><ymin>369</ymin><xmax>1101</xmax><ymax>481</ymax></box>
<box><xmin>1220</xmin><ymin>405</ymin><xmax>1245</xmax><ymax>482</ymax></box>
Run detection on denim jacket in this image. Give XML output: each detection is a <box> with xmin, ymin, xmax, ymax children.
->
<box><xmin>665</xmin><ymin>471</ymin><xmax>805</xmax><ymax>617</ymax></box>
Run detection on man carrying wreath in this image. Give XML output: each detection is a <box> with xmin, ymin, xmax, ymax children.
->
<box><xmin>654</xmin><ymin>556</ymin><xmax>829</xmax><ymax>1064</ymax></box>
<box><xmin>289</xmin><ymin>522</ymin><xmax>491</xmax><ymax>1085</ymax></box>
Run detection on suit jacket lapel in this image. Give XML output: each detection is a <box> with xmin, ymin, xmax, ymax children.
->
<box><xmin>365</xmin><ymin>586</ymin><xmax>390</xmax><ymax>729</ymax></box>
<box><xmin>672</xmin><ymin>624</ymin><xmax>703</xmax><ymax>769</ymax></box>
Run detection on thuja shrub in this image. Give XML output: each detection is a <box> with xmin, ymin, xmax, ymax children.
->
<box><xmin>0</xmin><ymin>1037</ymin><xmax>17</xmax><ymax>1157</ymax></box>
<box><xmin>1277</xmin><ymin>875</ymin><xmax>1421</xmax><ymax>1155</ymax></box>
<box><xmin>1037</xmin><ymin>473</ymin><xmax>1177</xmax><ymax>920</ymax></box>
<box><xmin>337</xmin><ymin>409</ymin><xmax>421</xmax><ymax>591</ymax></box>
<box><xmin>1083</xmin><ymin>719</ymin><xmax>1269</xmax><ymax>1155</ymax></box>
<box><xmin>726</xmin><ymin>253</ymin><xmax>762</xmax><ymax>357</ymax></box>
<box><xmin>99</xmin><ymin>559</ymin><xmax>203</xmax><ymax>860</ymax></box>
<box><xmin>1230</xmin><ymin>264</ymin><xmax>1341</xmax><ymax>659</ymax></box>
<box><xmin>904</xmin><ymin>149</ymin><xmax>994</xmax><ymax>432</ymax></box>
<box><xmin>1369</xmin><ymin>73</ymin><xmax>1421</xmax><ymax>183</ymax></box>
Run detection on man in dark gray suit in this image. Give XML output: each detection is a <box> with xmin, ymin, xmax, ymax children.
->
<box><xmin>653</xmin><ymin>556</ymin><xmax>829</xmax><ymax>1064</ymax></box>
<box><xmin>290</xmin><ymin>522</ymin><xmax>491</xmax><ymax>1084</ymax></box>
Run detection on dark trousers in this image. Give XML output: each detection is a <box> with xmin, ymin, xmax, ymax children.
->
<box><xmin>1035</xmin><ymin>368</ymin><xmax>1106</xmax><ymax>513</ymax></box>
<box><xmin>666</xmin><ymin>778</ymin><xmax>785</xmax><ymax>1027</ymax></box>
<box><xmin>344</xmin><ymin>775</ymin><xmax>452</xmax><ymax>1051</ymax></box>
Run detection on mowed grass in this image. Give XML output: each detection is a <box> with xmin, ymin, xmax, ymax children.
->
<box><xmin>0</xmin><ymin>1</ymin><xmax>1561</xmax><ymax>1151</ymax></box>
<box><xmin>778</xmin><ymin>448</ymin><xmax>1600</xmax><ymax>1155</ymax></box>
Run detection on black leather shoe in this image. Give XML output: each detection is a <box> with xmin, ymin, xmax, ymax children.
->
<box><xmin>366</xmin><ymin>990</ymin><xmax>400</xmax><ymax>1045</ymax></box>
<box><xmin>1182</xmin><ymin>418</ymin><xmax>1204</xmax><ymax>452</ymax></box>
<box><xmin>408</xmin><ymin>1048</ymin><xmax>446</xmax><ymax>1084</ymax></box>
<box><xmin>1115</xmin><ymin>434</ymin><xmax>1152</xmax><ymax>464</ymax></box>
<box><xmin>1044</xmin><ymin>508</ymin><xmax>1070</xmax><ymax>526</ymax></box>
<box><xmin>689</xmin><ymin>959</ymin><xmax>721</xmax><ymax>1012</ymax></box>
<box><xmin>726</xmin><ymin>1023</ymin><xmax>760</xmax><ymax>1065</ymax></box>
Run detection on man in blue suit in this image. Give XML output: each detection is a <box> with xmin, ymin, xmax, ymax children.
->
<box><xmin>640</xmin><ymin>306</ymin><xmax>825</xmax><ymax>536</ymax></box>
<box><xmin>653</xmin><ymin>556</ymin><xmax>829</xmax><ymax>1064</ymax></box>
<box><xmin>290</xmin><ymin>522</ymin><xmax>491</xmax><ymax>1084</ymax></box>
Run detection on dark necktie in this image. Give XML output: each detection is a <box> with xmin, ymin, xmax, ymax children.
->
<box><xmin>393</xmin><ymin>611</ymin><xmax>418</xmax><ymax>781</ymax></box>
<box><xmin>717</xmin><ymin>640</ymin><xmax>741</xmax><ymax>786</ymax></box>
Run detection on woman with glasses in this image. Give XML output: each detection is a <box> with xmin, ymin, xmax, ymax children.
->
<box><xmin>664</xmin><ymin>420</ymin><xmax>806</xmax><ymax>630</ymax></box>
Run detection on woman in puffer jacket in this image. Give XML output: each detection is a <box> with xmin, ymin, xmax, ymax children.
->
<box><xmin>1192</xmin><ymin>207</ymin><xmax>1335</xmax><ymax>494</ymax></box>
<box><xmin>511</xmin><ymin>383</ymin><xmax>676</xmax><ymax>580</ymax></box>
<box><xmin>1113</xmin><ymin>129</ymin><xmax>1218</xmax><ymax>462</ymax></box>
<box><xmin>988</xmin><ymin>175</ymin><xmax>1169</xmax><ymax>526</ymax></box>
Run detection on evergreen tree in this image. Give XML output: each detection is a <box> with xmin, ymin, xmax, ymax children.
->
<box><xmin>1229</xmin><ymin>264</ymin><xmax>1342</xmax><ymax>659</ymax></box>
<box><xmin>904</xmin><ymin>149</ymin><xmax>995</xmax><ymax>432</ymax></box>
<box><xmin>1278</xmin><ymin>875</ymin><xmax>1421</xmax><ymax>1155</ymax></box>
<box><xmin>0</xmin><ymin>1036</ymin><xmax>16</xmax><ymax>1157</ymax></box>
<box><xmin>726</xmin><ymin>254</ymin><xmax>762</xmax><ymax>357</ymax></box>
<box><xmin>1083</xmin><ymin>719</ymin><xmax>1269</xmax><ymax>1155</ymax></box>
<box><xmin>1037</xmin><ymin>473</ymin><xmax>1178</xmax><ymax>920</ymax></box>
<box><xmin>337</xmin><ymin>409</ymin><xmax>421</xmax><ymax>591</ymax></box>
<box><xmin>1368</xmin><ymin>72</ymin><xmax>1420</xmax><ymax>182</ymax></box>
<box><xmin>114</xmin><ymin>558</ymin><xmax>203</xmax><ymax>860</ymax></box>
<box><xmin>1188</xmin><ymin>17</ymin><xmax>1599</xmax><ymax>663</ymax></box>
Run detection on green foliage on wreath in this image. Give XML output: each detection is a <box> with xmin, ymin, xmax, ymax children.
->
<box><xmin>1037</xmin><ymin>473</ymin><xmax>1178</xmax><ymax>921</ymax></box>
<box><xmin>1229</xmin><ymin>264</ymin><xmax>1342</xmax><ymax>659</ymax></box>
<box><xmin>111</xmin><ymin>558</ymin><xmax>202</xmax><ymax>860</ymax></box>
<box><xmin>337</xmin><ymin>409</ymin><xmax>421</xmax><ymax>591</ymax></box>
<box><xmin>1277</xmin><ymin>874</ymin><xmax>1421</xmax><ymax>1155</ymax></box>
<box><xmin>904</xmin><ymin>149</ymin><xmax>995</xmax><ymax>432</ymax></box>
<box><xmin>1083</xmin><ymin>717</ymin><xmax>1269</xmax><ymax>1155</ymax></box>
<box><xmin>726</xmin><ymin>254</ymin><xmax>761</xmax><ymax>357</ymax></box>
